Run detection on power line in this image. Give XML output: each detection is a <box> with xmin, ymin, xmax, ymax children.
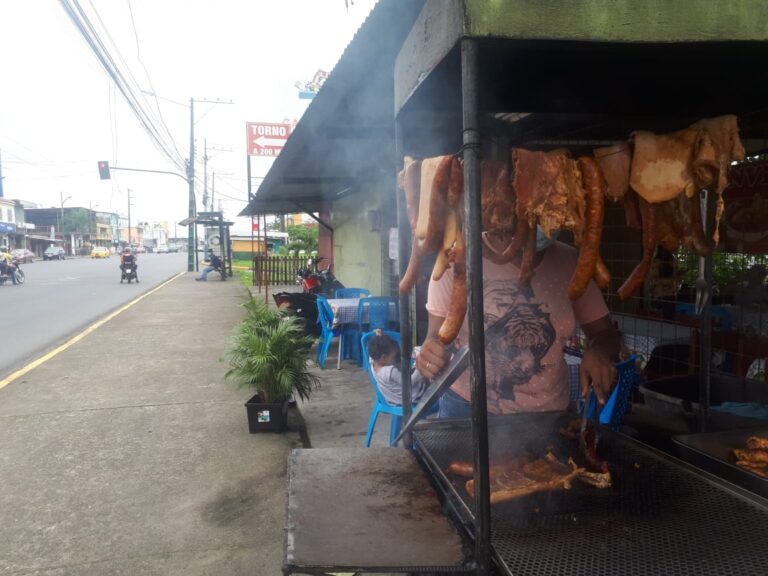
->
<box><xmin>58</xmin><ymin>0</ymin><xmax>186</xmax><ymax>174</ymax></box>
<box><xmin>123</xmin><ymin>0</ymin><xmax>185</xmax><ymax>163</ymax></box>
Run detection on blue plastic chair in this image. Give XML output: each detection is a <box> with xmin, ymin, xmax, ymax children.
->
<box><xmin>356</xmin><ymin>297</ymin><xmax>400</xmax><ymax>367</ymax></box>
<box><xmin>333</xmin><ymin>288</ymin><xmax>369</xmax><ymax>364</ymax></box>
<box><xmin>315</xmin><ymin>296</ymin><xmax>342</xmax><ymax>369</ymax></box>
<box><xmin>335</xmin><ymin>287</ymin><xmax>370</xmax><ymax>299</ymax></box>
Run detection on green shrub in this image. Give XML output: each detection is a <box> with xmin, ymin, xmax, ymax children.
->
<box><xmin>225</xmin><ymin>304</ymin><xmax>318</xmax><ymax>403</ymax></box>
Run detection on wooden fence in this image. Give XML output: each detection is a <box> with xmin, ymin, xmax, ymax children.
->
<box><xmin>253</xmin><ymin>255</ymin><xmax>306</xmax><ymax>286</ymax></box>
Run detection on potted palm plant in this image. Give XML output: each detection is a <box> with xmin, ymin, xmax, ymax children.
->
<box><xmin>225</xmin><ymin>299</ymin><xmax>319</xmax><ymax>433</ymax></box>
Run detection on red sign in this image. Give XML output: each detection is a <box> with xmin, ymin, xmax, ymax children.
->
<box><xmin>246</xmin><ymin>122</ymin><xmax>291</xmax><ymax>157</ymax></box>
<box><xmin>252</xmin><ymin>221</ymin><xmax>260</xmax><ymax>232</ymax></box>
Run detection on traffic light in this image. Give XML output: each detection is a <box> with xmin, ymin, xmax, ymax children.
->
<box><xmin>97</xmin><ymin>161</ymin><xmax>111</xmax><ymax>180</ymax></box>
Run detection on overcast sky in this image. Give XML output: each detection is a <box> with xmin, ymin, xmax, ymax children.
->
<box><xmin>0</xmin><ymin>0</ymin><xmax>376</xmax><ymax>233</ymax></box>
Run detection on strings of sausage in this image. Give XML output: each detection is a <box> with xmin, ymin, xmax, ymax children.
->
<box><xmin>568</xmin><ymin>157</ymin><xmax>607</xmax><ymax>300</ymax></box>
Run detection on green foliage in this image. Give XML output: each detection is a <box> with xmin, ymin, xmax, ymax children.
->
<box><xmin>286</xmin><ymin>224</ymin><xmax>318</xmax><ymax>253</ymax></box>
<box><xmin>241</xmin><ymin>297</ymin><xmax>282</xmax><ymax>329</ymax></box>
<box><xmin>225</xmin><ymin>298</ymin><xmax>318</xmax><ymax>403</ymax></box>
<box><xmin>675</xmin><ymin>250</ymin><xmax>768</xmax><ymax>293</ymax></box>
<box><xmin>62</xmin><ymin>208</ymin><xmax>91</xmax><ymax>235</ymax></box>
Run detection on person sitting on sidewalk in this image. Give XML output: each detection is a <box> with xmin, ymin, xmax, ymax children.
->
<box><xmin>196</xmin><ymin>251</ymin><xmax>222</xmax><ymax>281</ymax></box>
<box><xmin>368</xmin><ymin>329</ymin><xmax>428</xmax><ymax>406</ymax></box>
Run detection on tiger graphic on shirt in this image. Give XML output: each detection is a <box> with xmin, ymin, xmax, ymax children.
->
<box><xmin>483</xmin><ymin>279</ymin><xmax>556</xmax><ymax>401</ymax></box>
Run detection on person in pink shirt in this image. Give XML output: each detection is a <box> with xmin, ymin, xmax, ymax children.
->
<box><xmin>416</xmin><ymin>227</ymin><xmax>622</xmax><ymax>418</ymax></box>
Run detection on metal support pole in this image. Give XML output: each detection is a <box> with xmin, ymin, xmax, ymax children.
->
<box><xmin>263</xmin><ymin>213</ymin><xmax>269</xmax><ymax>304</ymax></box>
<box><xmin>248</xmin><ymin>155</ymin><xmax>256</xmax><ymax>286</ymax></box>
<box><xmin>187</xmin><ymin>98</ymin><xmax>196</xmax><ymax>272</ymax></box>
<box><xmin>395</xmin><ymin>119</ymin><xmax>413</xmax><ymax>448</ymax></box>
<box><xmin>225</xmin><ymin>224</ymin><xmax>232</xmax><ymax>277</ymax></box>
<box><xmin>462</xmin><ymin>37</ymin><xmax>491</xmax><ymax>576</ymax></box>
<box><xmin>698</xmin><ymin>189</ymin><xmax>713</xmax><ymax>432</ymax></box>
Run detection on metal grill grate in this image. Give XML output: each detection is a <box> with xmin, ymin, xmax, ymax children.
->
<box><xmin>414</xmin><ymin>415</ymin><xmax>768</xmax><ymax>576</ymax></box>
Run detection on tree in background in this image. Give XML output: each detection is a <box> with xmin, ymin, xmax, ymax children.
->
<box><xmin>61</xmin><ymin>208</ymin><xmax>94</xmax><ymax>255</ymax></box>
<box><xmin>62</xmin><ymin>208</ymin><xmax>91</xmax><ymax>235</ymax></box>
<box><xmin>286</xmin><ymin>224</ymin><xmax>319</xmax><ymax>254</ymax></box>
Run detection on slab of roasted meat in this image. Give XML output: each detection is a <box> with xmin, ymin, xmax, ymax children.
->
<box><xmin>559</xmin><ymin>417</ymin><xmax>610</xmax><ymax>475</ymax></box>
<box><xmin>733</xmin><ymin>436</ymin><xmax>768</xmax><ymax>478</ymax></box>
<box><xmin>448</xmin><ymin>450</ymin><xmax>610</xmax><ymax>504</ymax></box>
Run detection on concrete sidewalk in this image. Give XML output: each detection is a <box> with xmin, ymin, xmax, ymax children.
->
<box><xmin>0</xmin><ymin>275</ymin><xmax>388</xmax><ymax>576</ymax></box>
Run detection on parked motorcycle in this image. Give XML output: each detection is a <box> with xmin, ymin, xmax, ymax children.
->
<box><xmin>120</xmin><ymin>263</ymin><xmax>138</xmax><ymax>284</ymax></box>
<box><xmin>297</xmin><ymin>256</ymin><xmax>344</xmax><ymax>296</ymax></box>
<box><xmin>273</xmin><ymin>291</ymin><xmax>322</xmax><ymax>336</ymax></box>
<box><xmin>273</xmin><ymin>256</ymin><xmax>344</xmax><ymax>336</ymax></box>
<box><xmin>0</xmin><ymin>258</ymin><xmax>25</xmax><ymax>285</ymax></box>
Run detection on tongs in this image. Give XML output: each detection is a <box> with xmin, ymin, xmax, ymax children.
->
<box><xmin>578</xmin><ymin>387</ymin><xmax>600</xmax><ymax>456</ymax></box>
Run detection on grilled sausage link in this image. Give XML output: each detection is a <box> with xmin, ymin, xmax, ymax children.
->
<box><xmin>594</xmin><ymin>255</ymin><xmax>611</xmax><ymax>290</ymax></box>
<box><xmin>568</xmin><ymin>157</ymin><xmax>606</xmax><ymax>300</ymax></box>
<box><xmin>618</xmin><ymin>199</ymin><xmax>657</xmax><ymax>300</ymax></box>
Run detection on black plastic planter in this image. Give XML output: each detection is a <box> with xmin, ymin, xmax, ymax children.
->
<box><xmin>245</xmin><ymin>393</ymin><xmax>289</xmax><ymax>433</ymax></box>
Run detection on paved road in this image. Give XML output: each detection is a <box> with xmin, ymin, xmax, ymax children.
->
<box><xmin>1</xmin><ymin>253</ymin><xmax>188</xmax><ymax>378</ymax></box>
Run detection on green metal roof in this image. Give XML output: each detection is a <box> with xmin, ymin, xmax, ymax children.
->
<box><xmin>395</xmin><ymin>0</ymin><xmax>768</xmax><ymax>116</ymax></box>
<box><xmin>464</xmin><ymin>0</ymin><xmax>768</xmax><ymax>43</ymax></box>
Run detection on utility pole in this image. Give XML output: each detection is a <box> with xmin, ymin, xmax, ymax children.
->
<box><xmin>127</xmin><ymin>188</ymin><xmax>133</xmax><ymax>247</ymax></box>
<box><xmin>187</xmin><ymin>98</ymin><xmax>196</xmax><ymax>272</ymax></box>
<box><xmin>211</xmin><ymin>172</ymin><xmax>216</xmax><ymax>212</ymax></box>
<box><xmin>203</xmin><ymin>139</ymin><xmax>209</xmax><ymax>212</ymax></box>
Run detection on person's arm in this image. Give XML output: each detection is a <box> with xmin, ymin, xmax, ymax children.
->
<box><xmin>415</xmin><ymin>312</ymin><xmax>451</xmax><ymax>380</ymax></box>
<box><xmin>580</xmin><ymin>315</ymin><xmax>623</xmax><ymax>405</ymax></box>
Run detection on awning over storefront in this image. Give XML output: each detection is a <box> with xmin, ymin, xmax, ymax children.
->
<box><xmin>239</xmin><ymin>0</ymin><xmax>425</xmax><ymax>217</ymax></box>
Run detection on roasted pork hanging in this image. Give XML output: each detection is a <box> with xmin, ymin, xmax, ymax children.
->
<box><xmin>396</xmin><ymin>114</ymin><xmax>746</xmax><ymax>341</ymax></box>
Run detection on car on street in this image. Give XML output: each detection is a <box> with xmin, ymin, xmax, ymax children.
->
<box><xmin>43</xmin><ymin>246</ymin><xmax>66</xmax><ymax>260</ymax></box>
<box><xmin>156</xmin><ymin>244</ymin><xmax>169</xmax><ymax>254</ymax></box>
<box><xmin>11</xmin><ymin>248</ymin><xmax>35</xmax><ymax>263</ymax></box>
<box><xmin>91</xmin><ymin>246</ymin><xmax>110</xmax><ymax>259</ymax></box>
<box><xmin>135</xmin><ymin>245</ymin><xmax>147</xmax><ymax>254</ymax></box>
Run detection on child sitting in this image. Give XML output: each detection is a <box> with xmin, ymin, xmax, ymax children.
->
<box><xmin>368</xmin><ymin>329</ymin><xmax>428</xmax><ymax>406</ymax></box>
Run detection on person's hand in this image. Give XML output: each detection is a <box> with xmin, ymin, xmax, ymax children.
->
<box><xmin>416</xmin><ymin>337</ymin><xmax>450</xmax><ymax>380</ymax></box>
<box><xmin>579</xmin><ymin>346</ymin><xmax>617</xmax><ymax>405</ymax></box>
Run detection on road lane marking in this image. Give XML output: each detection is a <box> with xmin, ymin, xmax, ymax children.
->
<box><xmin>0</xmin><ymin>272</ymin><xmax>185</xmax><ymax>391</ymax></box>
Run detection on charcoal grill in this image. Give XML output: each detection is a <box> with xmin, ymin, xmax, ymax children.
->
<box><xmin>413</xmin><ymin>414</ymin><xmax>768</xmax><ymax>576</ymax></box>
<box><xmin>674</xmin><ymin>427</ymin><xmax>768</xmax><ymax>500</ymax></box>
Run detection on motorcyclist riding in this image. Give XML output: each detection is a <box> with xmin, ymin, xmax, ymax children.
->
<box><xmin>120</xmin><ymin>247</ymin><xmax>139</xmax><ymax>283</ymax></box>
<box><xmin>0</xmin><ymin>246</ymin><xmax>18</xmax><ymax>285</ymax></box>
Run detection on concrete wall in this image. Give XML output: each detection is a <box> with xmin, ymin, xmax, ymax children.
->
<box><xmin>332</xmin><ymin>183</ymin><xmax>394</xmax><ymax>295</ymax></box>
